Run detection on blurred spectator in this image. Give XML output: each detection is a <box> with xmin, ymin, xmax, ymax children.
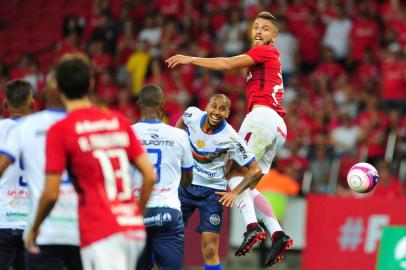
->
<box><xmin>353</xmin><ymin>48</ymin><xmax>379</xmax><ymax>88</ymax></box>
<box><xmin>138</xmin><ymin>15</ymin><xmax>163</xmax><ymax>56</ymax></box>
<box><xmin>63</xmin><ymin>14</ymin><xmax>84</xmax><ymax>37</ymax></box>
<box><xmin>57</xmin><ymin>32</ymin><xmax>85</xmax><ymax>58</ymax></box>
<box><xmin>357</xmin><ymin>95</ymin><xmax>389</xmax><ymax>164</ymax></box>
<box><xmin>313</xmin><ymin>47</ymin><xmax>345</xmax><ymax>82</ymax></box>
<box><xmin>278</xmin><ymin>142</ymin><xmax>309</xmax><ymax>183</ymax></box>
<box><xmin>348</xmin><ymin>3</ymin><xmax>379</xmax><ymax>64</ymax></box>
<box><xmin>125</xmin><ymin>40</ymin><xmax>151</xmax><ymax>96</ymax></box>
<box><xmin>322</xmin><ymin>5</ymin><xmax>352</xmax><ymax>62</ymax></box>
<box><xmin>296</xmin><ymin>12</ymin><xmax>324</xmax><ymax>73</ymax></box>
<box><xmin>110</xmin><ymin>86</ymin><xmax>139</xmax><ymax>123</ymax></box>
<box><xmin>372</xmin><ymin>160</ymin><xmax>405</xmax><ymax>198</ymax></box>
<box><xmin>151</xmin><ymin>0</ymin><xmax>183</xmax><ymax>19</ymax></box>
<box><xmin>380</xmin><ymin>42</ymin><xmax>406</xmax><ymax>114</ymax></box>
<box><xmin>310</xmin><ymin>146</ymin><xmax>332</xmax><ymax>194</ymax></box>
<box><xmin>96</xmin><ymin>69</ymin><xmax>118</xmax><ymax>105</ymax></box>
<box><xmin>90</xmin><ymin>10</ymin><xmax>117</xmax><ymax>54</ymax></box>
<box><xmin>330</xmin><ymin>112</ymin><xmax>362</xmax><ymax>157</ymax></box>
<box><xmin>217</xmin><ymin>8</ymin><xmax>247</xmax><ymax>57</ymax></box>
<box><xmin>285</xmin><ymin>0</ymin><xmax>311</xmax><ymax>36</ymax></box>
<box><xmin>274</xmin><ymin>18</ymin><xmax>299</xmax><ymax>86</ymax></box>
<box><xmin>89</xmin><ymin>40</ymin><xmax>113</xmax><ymax>75</ymax></box>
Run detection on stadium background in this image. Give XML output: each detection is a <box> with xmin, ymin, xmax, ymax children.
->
<box><xmin>0</xmin><ymin>0</ymin><xmax>405</xmax><ymax>269</ymax></box>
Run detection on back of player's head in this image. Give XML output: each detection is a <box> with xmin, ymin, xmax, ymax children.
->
<box><xmin>138</xmin><ymin>84</ymin><xmax>164</xmax><ymax>107</ymax></box>
<box><xmin>256</xmin><ymin>11</ymin><xmax>279</xmax><ymax>32</ymax></box>
<box><xmin>4</xmin><ymin>79</ymin><xmax>33</xmax><ymax>109</ymax></box>
<box><xmin>55</xmin><ymin>53</ymin><xmax>92</xmax><ymax>99</ymax></box>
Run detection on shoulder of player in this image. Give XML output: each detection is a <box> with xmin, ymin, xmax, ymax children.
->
<box><xmin>184</xmin><ymin>106</ymin><xmax>203</xmax><ymax>118</ymax></box>
<box><xmin>223</xmin><ymin>121</ymin><xmax>239</xmax><ymax>135</ymax></box>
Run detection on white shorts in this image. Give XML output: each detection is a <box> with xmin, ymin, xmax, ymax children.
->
<box><xmin>239</xmin><ymin>107</ymin><xmax>287</xmax><ymax>174</ymax></box>
<box><xmin>81</xmin><ymin>231</ymin><xmax>146</xmax><ymax>270</ymax></box>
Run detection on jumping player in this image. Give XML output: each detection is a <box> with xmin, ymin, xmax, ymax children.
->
<box><xmin>176</xmin><ymin>94</ymin><xmax>262</xmax><ymax>270</ymax></box>
<box><xmin>0</xmin><ymin>70</ymin><xmax>82</xmax><ymax>269</ymax></box>
<box><xmin>0</xmin><ymin>79</ymin><xmax>33</xmax><ymax>270</ymax></box>
<box><xmin>166</xmin><ymin>12</ymin><xmax>293</xmax><ymax>266</ymax></box>
<box><xmin>25</xmin><ymin>54</ymin><xmax>156</xmax><ymax>270</ymax></box>
<box><xmin>132</xmin><ymin>84</ymin><xmax>194</xmax><ymax>270</ymax></box>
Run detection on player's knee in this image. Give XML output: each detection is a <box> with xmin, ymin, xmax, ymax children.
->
<box><xmin>202</xmin><ymin>242</ymin><xmax>218</xmax><ymax>261</ymax></box>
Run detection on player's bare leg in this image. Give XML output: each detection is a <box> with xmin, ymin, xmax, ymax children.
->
<box><xmin>227</xmin><ymin>161</ymin><xmax>266</xmax><ymax>256</ymax></box>
<box><xmin>202</xmin><ymin>232</ymin><xmax>222</xmax><ymax>269</ymax></box>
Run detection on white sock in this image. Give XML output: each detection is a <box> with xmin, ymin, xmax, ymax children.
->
<box><xmin>249</xmin><ymin>188</ymin><xmax>282</xmax><ymax>236</ymax></box>
<box><xmin>228</xmin><ymin>176</ymin><xmax>258</xmax><ymax>226</ymax></box>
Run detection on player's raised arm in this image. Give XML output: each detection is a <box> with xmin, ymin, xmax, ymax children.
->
<box><xmin>165</xmin><ymin>54</ymin><xmax>254</xmax><ymax>70</ymax></box>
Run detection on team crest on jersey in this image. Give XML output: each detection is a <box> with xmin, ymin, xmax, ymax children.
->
<box><xmin>209</xmin><ymin>214</ymin><xmax>221</xmax><ymax>225</ymax></box>
<box><xmin>196</xmin><ymin>139</ymin><xmax>205</xmax><ymax>149</ymax></box>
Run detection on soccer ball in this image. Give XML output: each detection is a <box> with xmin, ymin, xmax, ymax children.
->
<box><xmin>347</xmin><ymin>162</ymin><xmax>379</xmax><ymax>193</ymax></box>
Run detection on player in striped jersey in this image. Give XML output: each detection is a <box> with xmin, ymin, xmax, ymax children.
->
<box><xmin>132</xmin><ymin>85</ymin><xmax>194</xmax><ymax>270</ymax></box>
<box><xmin>176</xmin><ymin>94</ymin><xmax>262</xmax><ymax>270</ymax></box>
<box><xmin>0</xmin><ymin>79</ymin><xmax>33</xmax><ymax>270</ymax></box>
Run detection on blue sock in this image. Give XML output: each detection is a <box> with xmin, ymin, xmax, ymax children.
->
<box><xmin>204</xmin><ymin>263</ymin><xmax>222</xmax><ymax>270</ymax></box>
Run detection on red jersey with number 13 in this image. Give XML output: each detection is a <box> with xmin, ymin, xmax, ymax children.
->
<box><xmin>245</xmin><ymin>44</ymin><xmax>286</xmax><ymax>117</ymax></box>
<box><xmin>45</xmin><ymin>107</ymin><xmax>145</xmax><ymax>247</ymax></box>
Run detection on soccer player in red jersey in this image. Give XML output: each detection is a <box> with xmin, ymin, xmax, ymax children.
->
<box><xmin>25</xmin><ymin>54</ymin><xmax>156</xmax><ymax>270</ymax></box>
<box><xmin>166</xmin><ymin>12</ymin><xmax>293</xmax><ymax>267</ymax></box>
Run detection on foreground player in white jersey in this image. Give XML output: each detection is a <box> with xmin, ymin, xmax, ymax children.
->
<box><xmin>26</xmin><ymin>53</ymin><xmax>155</xmax><ymax>270</ymax></box>
<box><xmin>0</xmin><ymin>70</ymin><xmax>82</xmax><ymax>269</ymax></box>
<box><xmin>132</xmin><ymin>84</ymin><xmax>194</xmax><ymax>270</ymax></box>
<box><xmin>0</xmin><ymin>79</ymin><xmax>33</xmax><ymax>270</ymax></box>
<box><xmin>176</xmin><ymin>94</ymin><xmax>262</xmax><ymax>270</ymax></box>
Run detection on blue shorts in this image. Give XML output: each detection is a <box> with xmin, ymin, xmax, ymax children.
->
<box><xmin>179</xmin><ymin>184</ymin><xmax>224</xmax><ymax>234</ymax></box>
<box><xmin>136</xmin><ymin>208</ymin><xmax>184</xmax><ymax>270</ymax></box>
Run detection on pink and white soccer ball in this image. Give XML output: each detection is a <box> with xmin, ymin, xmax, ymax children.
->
<box><xmin>347</xmin><ymin>162</ymin><xmax>379</xmax><ymax>193</ymax></box>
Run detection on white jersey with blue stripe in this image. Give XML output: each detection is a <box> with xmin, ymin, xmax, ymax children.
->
<box><xmin>0</xmin><ymin>118</ymin><xmax>29</xmax><ymax>230</ymax></box>
<box><xmin>182</xmin><ymin>107</ymin><xmax>255</xmax><ymax>190</ymax></box>
<box><xmin>0</xmin><ymin>109</ymin><xmax>79</xmax><ymax>246</ymax></box>
<box><xmin>132</xmin><ymin>120</ymin><xmax>194</xmax><ymax>211</ymax></box>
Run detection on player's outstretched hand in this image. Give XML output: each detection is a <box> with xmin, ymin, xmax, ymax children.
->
<box><xmin>25</xmin><ymin>227</ymin><xmax>40</xmax><ymax>254</ymax></box>
<box><xmin>165</xmin><ymin>54</ymin><xmax>193</xmax><ymax>68</ymax></box>
<box><xmin>216</xmin><ymin>190</ymin><xmax>238</xmax><ymax>207</ymax></box>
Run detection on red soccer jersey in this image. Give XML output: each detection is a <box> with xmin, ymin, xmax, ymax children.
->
<box><xmin>46</xmin><ymin>107</ymin><xmax>145</xmax><ymax>247</ymax></box>
<box><xmin>245</xmin><ymin>45</ymin><xmax>286</xmax><ymax>117</ymax></box>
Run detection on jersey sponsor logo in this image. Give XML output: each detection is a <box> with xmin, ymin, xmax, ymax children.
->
<box><xmin>78</xmin><ymin>132</ymin><xmax>130</xmax><ymax>152</ymax></box>
<box><xmin>194</xmin><ymin>165</ymin><xmax>216</xmax><ymax>178</ymax></box>
<box><xmin>196</xmin><ymin>139</ymin><xmax>205</xmax><ymax>149</ymax></box>
<box><xmin>144</xmin><ymin>212</ymin><xmax>173</xmax><ymax>227</ymax></box>
<box><xmin>75</xmin><ymin>118</ymin><xmax>119</xmax><ymax>134</ymax></box>
<box><xmin>140</xmin><ymin>139</ymin><xmax>174</xmax><ymax>147</ymax></box>
<box><xmin>236</xmin><ymin>142</ymin><xmax>248</xmax><ymax>160</ymax></box>
<box><xmin>209</xmin><ymin>214</ymin><xmax>221</xmax><ymax>226</ymax></box>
